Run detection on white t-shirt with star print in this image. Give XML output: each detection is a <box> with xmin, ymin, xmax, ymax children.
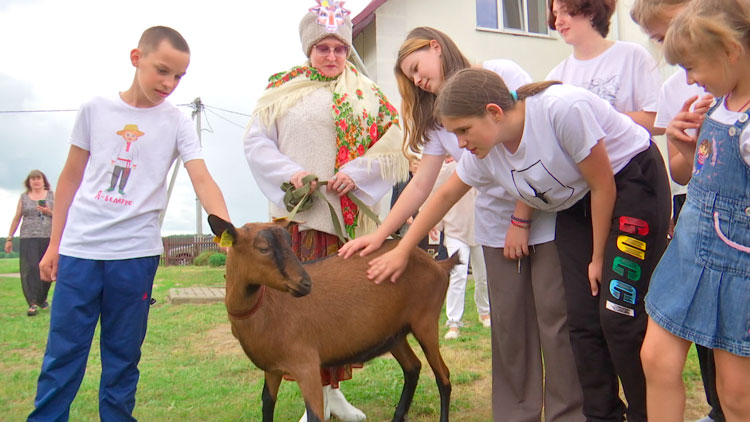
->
<box><xmin>457</xmin><ymin>84</ymin><xmax>650</xmax><ymax>212</ymax></box>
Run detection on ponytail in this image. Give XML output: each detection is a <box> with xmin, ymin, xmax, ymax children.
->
<box><xmin>435</xmin><ymin>68</ymin><xmax>560</xmax><ymax>118</ymax></box>
<box><xmin>516</xmin><ymin>81</ymin><xmax>563</xmax><ymax>102</ymax></box>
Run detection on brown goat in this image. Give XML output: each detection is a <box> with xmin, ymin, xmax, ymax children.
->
<box><xmin>208</xmin><ymin>215</ymin><xmax>457</xmax><ymax>422</ymax></box>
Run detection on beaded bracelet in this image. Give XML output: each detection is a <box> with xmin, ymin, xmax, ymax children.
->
<box><xmin>510</xmin><ymin>219</ymin><xmax>530</xmax><ymax>230</ymax></box>
<box><xmin>510</xmin><ymin>215</ymin><xmax>532</xmax><ymax>224</ymax></box>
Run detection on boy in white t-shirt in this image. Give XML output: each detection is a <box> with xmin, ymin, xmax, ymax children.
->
<box><xmin>546</xmin><ymin>0</ymin><xmax>662</xmax><ymax>136</ymax></box>
<box><xmin>29</xmin><ymin>26</ymin><xmax>230</xmax><ymax>422</ymax></box>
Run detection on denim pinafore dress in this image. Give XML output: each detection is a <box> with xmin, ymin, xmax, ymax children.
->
<box><xmin>646</xmin><ymin>98</ymin><xmax>750</xmax><ymax>356</ymax></box>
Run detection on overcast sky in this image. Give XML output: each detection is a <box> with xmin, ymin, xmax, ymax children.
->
<box><xmin>0</xmin><ymin>0</ymin><xmax>372</xmax><ymax>235</ymax></box>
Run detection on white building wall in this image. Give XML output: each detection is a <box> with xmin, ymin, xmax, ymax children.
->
<box><xmin>355</xmin><ymin>0</ymin><xmax>681</xmax><ymax>106</ymax></box>
<box><xmin>356</xmin><ymin>0</ymin><xmax>574</xmax><ymax>104</ymax></box>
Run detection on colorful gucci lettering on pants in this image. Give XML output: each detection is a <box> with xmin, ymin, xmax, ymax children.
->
<box><xmin>606</xmin><ymin>216</ymin><xmax>649</xmax><ymax>317</ymax></box>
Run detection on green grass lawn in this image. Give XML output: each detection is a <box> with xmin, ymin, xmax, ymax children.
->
<box><xmin>0</xmin><ymin>257</ymin><xmax>20</xmax><ymax>274</ymax></box>
<box><xmin>0</xmin><ymin>263</ymin><xmax>710</xmax><ymax>421</ymax></box>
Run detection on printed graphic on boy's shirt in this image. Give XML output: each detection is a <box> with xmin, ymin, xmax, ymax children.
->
<box><xmin>109</xmin><ymin>124</ymin><xmax>143</xmax><ymax>195</ymax></box>
<box><xmin>587</xmin><ymin>75</ymin><xmax>620</xmax><ymax>106</ymax></box>
<box><xmin>694</xmin><ymin>138</ymin><xmax>715</xmax><ymax>175</ymax></box>
<box><xmin>511</xmin><ymin>160</ymin><xmax>575</xmax><ymax>210</ymax></box>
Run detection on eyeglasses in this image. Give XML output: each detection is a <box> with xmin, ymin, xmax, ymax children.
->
<box><xmin>313</xmin><ymin>44</ymin><xmax>349</xmax><ymax>58</ymax></box>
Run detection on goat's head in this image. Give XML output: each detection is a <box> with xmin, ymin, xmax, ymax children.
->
<box><xmin>208</xmin><ymin>215</ymin><xmax>312</xmax><ymax>297</ymax></box>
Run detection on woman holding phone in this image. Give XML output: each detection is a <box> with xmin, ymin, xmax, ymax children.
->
<box><xmin>5</xmin><ymin>170</ymin><xmax>54</xmax><ymax>316</ymax></box>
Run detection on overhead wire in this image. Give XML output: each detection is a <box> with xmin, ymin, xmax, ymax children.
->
<box><xmin>204</xmin><ymin>105</ymin><xmax>251</xmax><ymax>117</ymax></box>
<box><xmin>1</xmin><ymin>103</ymin><xmax>250</xmax><ymax>134</ymax></box>
<box><xmin>0</xmin><ymin>109</ymin><xmax>78</xmax><ymax>113</ymax></box>
<box><xmin>205</xmin><ymin>108</ymin><xmax>247</xmax><ymax>130</ymax></box>
<box><xmin>200</xmin><ymin>107</ymin><xmax>215</xmax><ymax>134</ymax></box>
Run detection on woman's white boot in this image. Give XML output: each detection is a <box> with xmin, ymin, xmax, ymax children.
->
<box><xmin>326</xmin><ymin>385</ymin><xmax>366</xmax><ymax>421</ymax></box>
<box><xmin>298</xmin><ymin>385</ymin><xmax>366</xmax><ymax>421</ymax></box>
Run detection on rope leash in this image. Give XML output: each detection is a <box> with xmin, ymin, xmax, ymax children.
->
<box><xmin>281</xmin><ymin>174</ymin><xmax>390</xmax><ymax>243</ymax></box>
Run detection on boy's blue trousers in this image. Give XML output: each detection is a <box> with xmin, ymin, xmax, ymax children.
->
<box><xmin>28</xmin><ymin>255</ymin><xmax>159</xmax><ymax>422</ymax></box>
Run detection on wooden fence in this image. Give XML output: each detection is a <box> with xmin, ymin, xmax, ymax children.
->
<box><xmin>161</xmin><ymin>235</ymin><xmax>219</xmax><ymax>266</ymax></box>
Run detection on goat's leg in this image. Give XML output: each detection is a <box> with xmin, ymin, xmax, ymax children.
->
<box><xmin>262</xmin><ymin>372</ymin><xmax>282</xmax><ymax>422</ymax></box>
<box><xmin>295</xmin><ymin>368</ymin><xmax>326</xmax><ymax>422</ymax></box>
<box><xmin>413</xmin><ymin>322</ymin><xmax>451</xmax><ymax>422</ymax></box>
<box><xmin>389</xmin><ymin>337</ymin><xmax>422</xmax><ymax>422</ymax></box>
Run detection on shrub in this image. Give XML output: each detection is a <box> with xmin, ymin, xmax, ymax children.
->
<box><xmin>208</xmin><ymin>253</ymin><xmax>226</xmax><ymax>267</ymax></box>
<box><xmin>193</xmin><ymin>250</ymin><xmax>216</xmax><ymax>266</ymax></box>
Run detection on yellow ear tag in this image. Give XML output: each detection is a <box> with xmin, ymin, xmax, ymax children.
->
<box><xmin>212</xmin><ymin>236</ymin><xmax>221</xmax><ymax>244</ymax></box>
<box><xmin>219</xmin><ymin>231</ymin><xmax>234</xmax><ymax>247</ymax></box>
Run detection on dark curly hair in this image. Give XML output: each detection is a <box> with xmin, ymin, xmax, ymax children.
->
<box><xmin>548</xmin><ymin>0</ymin><xmax>616</xmax><ymax>38</ymax></box>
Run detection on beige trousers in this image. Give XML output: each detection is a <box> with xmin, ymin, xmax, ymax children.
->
<box><xmin>483</xmin><ymin>241</ymin><xmax>584</xmax><ymax>422</ymax></box>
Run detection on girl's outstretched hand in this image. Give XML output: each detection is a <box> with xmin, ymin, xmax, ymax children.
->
<box><xmin>366</xmin><ymin>246</ymin><xmax>409</xmax><ymax>284</ymax></box>
<box><xmin>338</xmin><ymin>232</ymin><xmax>385</xmax><ymax>258</ymax></box>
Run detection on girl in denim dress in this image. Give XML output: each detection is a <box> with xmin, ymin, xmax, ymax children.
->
<box><xmin>641</xmin><ymin>0</ymin><xmax>750</xmax><ymax>421</ymax></box>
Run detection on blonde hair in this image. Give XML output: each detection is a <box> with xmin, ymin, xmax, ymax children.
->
<box><xmin>435</xmin><ymin>68</ymin><xmax>560</xmax><ymax>118</ymax></box>
<box><xmin>664</xmin><ymin>0</ymin><xmax>750</xmax><ymax>67</ymax></box>
<box><xmin>394</xmin><ymin>27</ymin><xmax>471</xmax><ymax>155</ymax></box>
<box><xmin>630</xmin><ymin>0</ymin><xmax>687</xmax><ymax>30</ymax></box>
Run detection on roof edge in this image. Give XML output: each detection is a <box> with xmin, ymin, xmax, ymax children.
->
<box><xmin>352</xmin><ymin>0</ymin><xmax>388</xmax><ymax>37</ymax></box>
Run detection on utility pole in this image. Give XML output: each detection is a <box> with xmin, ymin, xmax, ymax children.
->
<box><xmin>191</xmin><ymin>97</ymin><xmax>204</xmax><ymax>235</ymax></box>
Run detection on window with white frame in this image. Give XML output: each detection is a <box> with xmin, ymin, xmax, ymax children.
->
<box><xmin>476</xmin><ymin>0</ymin><xmax>550</xmax><ymax>35</ymax></box>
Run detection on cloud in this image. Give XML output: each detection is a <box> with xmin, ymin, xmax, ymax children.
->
<box><xmin>0</xmin><ymin>73</ymin><xmax>71</xmax><ymax>192</ymax></box>
<box><xmin>0</xmin><ymin>188</ymin><xmax>21</xmax><ymax>236</ymax></box>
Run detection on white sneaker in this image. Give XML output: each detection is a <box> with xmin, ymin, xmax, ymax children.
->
<box><xmin>694</xmin><ymin>417</ymin><xmax>715</xmax><ymax>422</ymax></box>
<box><xmin>479</xmin><ymin>314</ymin><xmax>491</xmax><ymax>328</ymax></box>
<box><xmin>444</xmin><ymin>326</ymin><xmax>460</xmax><ymax>340</ymax></box>
<box><xmin>327</xmin><ymin>385</ymin><xmax>366</xmax><ymax>421</ymax></box>
<box><xmin>298</xmin><ymin>387</ymin><xmax>330</xmax><ymax>422</ymax></box>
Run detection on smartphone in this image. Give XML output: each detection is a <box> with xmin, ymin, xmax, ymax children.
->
<box><xmin>38</xmin><ymin>200</ymin><xmax>46</xmax><ymax>207</ymax></box>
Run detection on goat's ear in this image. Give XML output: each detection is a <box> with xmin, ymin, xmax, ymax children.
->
<box><xmin>208</xmin><ymin>214</ymin><xmax>236</xmax><ymax>240</ymax></box>
<box><xmin>271</xmin><ymin>217</ymin><xmax>292</xmax><ymax>228</ymax></box>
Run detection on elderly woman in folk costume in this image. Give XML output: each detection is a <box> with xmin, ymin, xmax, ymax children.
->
<box><xmin>243</xmin><ymin>2</ymin><xmax>408</xmax><ymax>421</ymax></box>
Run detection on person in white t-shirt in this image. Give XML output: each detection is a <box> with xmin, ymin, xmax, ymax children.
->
<box><xmin>29</xmin><ymin>27</ymin><xmax>230</xmax><ymax>422</ymax></box>
<box><xmin>340</xmin><ymin>27</ymin><xmax>583</xmax><ymax>422</ymax></box>
<box><xmin>546</xmin><ymin>0</ymin><xmax>662</xmax><ymax>136</ymax></box>
<box><xmin>363</xmin><ymin>69</ymin><xmax>672</xmax><ymax>422</ymax></box>
<box><xmin>429</xmin><ymin>157</ymin><xmax>490</xmax><ymax>339</ymax></box>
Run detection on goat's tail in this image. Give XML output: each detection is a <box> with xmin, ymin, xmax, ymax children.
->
<box><xmin>436</xmin><ymin>251</ymin><xmax>460</xmax><ymax>276</ymax></box>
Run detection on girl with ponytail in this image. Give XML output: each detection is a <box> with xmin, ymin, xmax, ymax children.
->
<box><xmin>365</xmin><ymin>68</ymin><xmax>672</xmax><ymax>422</ymax></box>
